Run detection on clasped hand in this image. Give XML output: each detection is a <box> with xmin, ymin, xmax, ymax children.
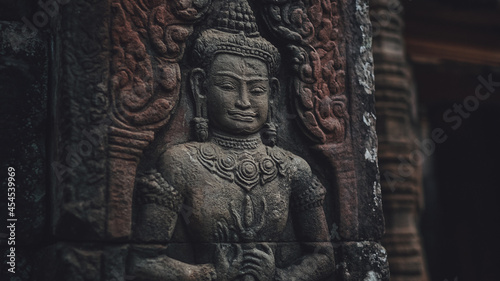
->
<box><xmin>215</xmin><ymin>243</ymin><xmax>275</xmax><ymax>281</ymax></box>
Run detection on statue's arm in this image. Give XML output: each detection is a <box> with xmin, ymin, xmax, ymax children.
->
<box><xmin>129</xmin><ymin>149</ymin><xmax>217</xmax><ymax>281</ymax></box>
<box><xmin>130</xmin><ymin>252</ymin><xmax>216</xmax><ymax>281</ymax></box>
<box><xmin>275</xmin><ymin>159</ymin><xmax>335</xmax><ymax>281</ymax></box>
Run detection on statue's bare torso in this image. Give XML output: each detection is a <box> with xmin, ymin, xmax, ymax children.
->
<box><xmin>159</xmin><ymin>139</ymin><xmax>312</xmax><ymax>244</ymax></box>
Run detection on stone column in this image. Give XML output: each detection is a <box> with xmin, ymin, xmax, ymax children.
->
<box><xmin>370</xmin><ymin>0</ymin><xmax>429</xmax><ymax>280</ymax></box>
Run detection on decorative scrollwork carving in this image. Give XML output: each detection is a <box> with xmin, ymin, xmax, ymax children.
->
<box><xmin>257</xmin><ymin>0</ymin><xmax>348</xmax><ymax>144</ymax></box>
<box><xmin>110</xmin><ymin>0</ymin><xmax>212</xmax><ymax>131</ymax></box>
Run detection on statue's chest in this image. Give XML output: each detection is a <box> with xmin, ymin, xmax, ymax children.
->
<box><xmin>182</xmin><ymin>144</ymin><xmax>293</xmax><ymax>242</ymax></box>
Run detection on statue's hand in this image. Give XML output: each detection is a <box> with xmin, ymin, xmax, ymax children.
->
<box><xmin>214</xmin><ymin>243</ymin><xmax>243</xmax><ymax>281</ymax></box>
<box><xmin>239</xmin><ymin>244</ymin><xmax>276</xmax><ymax>281</ymax></box>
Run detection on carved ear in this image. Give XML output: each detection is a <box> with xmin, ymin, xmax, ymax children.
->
<box><xmin>190</xmin><ymin>68</ymin><xmax>206</xmax><ymax>98</ymax></box>
<box><xmin>270</xmin><ymin>77</ymin><xmax>280</xmax><ymax>100</ymax></box>
<box><xmin>190</xmin><ymin>68</ymin><xmax>207</xmax><ymax>118</ymax></box>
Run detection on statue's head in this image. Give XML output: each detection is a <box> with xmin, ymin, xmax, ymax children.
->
<box><xmin>190</xmin><ymin>0</ymin><xmax>280</xmax><ymax>143</ymax></box>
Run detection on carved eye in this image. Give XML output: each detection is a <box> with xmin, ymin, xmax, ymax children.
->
<box><xmin>250</xmin><ymin>87</ymin><xmax>266</xmax><ymax>95</ymax></box>
<box><xmin>218</xmin><ymin>83</ymin><xmax>236</xmax><ymax>91</ymax></box>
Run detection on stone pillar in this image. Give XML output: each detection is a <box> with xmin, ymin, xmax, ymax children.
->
<box><xmin>370</xmin><ymin>0</ymin><xmax>429</xmax><ymax>280</ymax></box>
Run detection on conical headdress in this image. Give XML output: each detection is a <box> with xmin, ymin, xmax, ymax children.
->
<box><xmin>192</xmin><ymin>0</ymin><xmax>280</xmax><ymax>74</ymax></box>
<box><xmin>214</xmin><ymin>0</ymin><xmax>259</xmax><ymax>36</ymax></box>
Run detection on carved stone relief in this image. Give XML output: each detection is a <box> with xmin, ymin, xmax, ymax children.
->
<box><xmin>129</xmin><ymin>1</ymin><xmax>334</xmax><ymax>279</ymax></box>
<box><xmin>38</xmin><ymin>0</ymin><xmax>389</xmax><ymax>280</ymax></box>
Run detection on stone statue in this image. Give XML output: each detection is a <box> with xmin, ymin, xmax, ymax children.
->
<box><xmin>130</xmin><ymin>1</ymin><xmax>334</xmax><ymax>280</ymax></box>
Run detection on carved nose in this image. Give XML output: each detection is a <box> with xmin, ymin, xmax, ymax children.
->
<box><xmin>235</xmin><ymin>98</ymin><xmax>251</xmax><ymax>109</ymax></box>
<box><xmin>235</xmin><ymin>89</ymin><xmax>251</xmax><ymax>109</ymax></box>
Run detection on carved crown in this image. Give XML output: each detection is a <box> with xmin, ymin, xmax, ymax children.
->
<box><xmin>191</xmin><ymin>0</ymin><xmax>280</xmax><ymax>75</ymax></box>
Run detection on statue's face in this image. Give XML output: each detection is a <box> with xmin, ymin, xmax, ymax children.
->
<box><xmin>206</xmin><ymin>53</ymin><xmax>270</xmax><ymax>135</ymax></box>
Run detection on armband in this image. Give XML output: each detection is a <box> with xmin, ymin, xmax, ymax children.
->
<box><xmin>292</xmin><ymin>175</ymin><xmax>326</xmax><ymax>211</ymax></box>
<box><xmin>136</xmin><ymin>169</ymin><xmax>183</xmax><ymax>212</ymax></box>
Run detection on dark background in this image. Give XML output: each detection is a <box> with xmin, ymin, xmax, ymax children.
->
<box><xmin>403</xmin><ymin>0</ymin><xmax>500</xmax><ymax>280</ymax></box>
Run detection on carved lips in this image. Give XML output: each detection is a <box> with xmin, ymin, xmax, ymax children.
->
<box><xmin>227</xmin><ymin>110</ymin><xmax>257</xmax><ymax>122</ymax></box>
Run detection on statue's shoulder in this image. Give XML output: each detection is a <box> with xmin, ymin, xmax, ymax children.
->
<box><xmin>266</xmin><ymin>145</ymin><xmax>312</xmax><ymax>181</ymax></box>
<box><xmin>159</xmin><ymin>141</ymin><xmax>205</xmax><ymax>162</ymax></box>
<box><xmin>269</xmin><ymin>146</ymin><xmax>326</xmax><ymax>209</ymax></box>
<box><xmin>157</xmin><ymin>142</ymin><xmax>206</xmax><ymax>180</ymax></box>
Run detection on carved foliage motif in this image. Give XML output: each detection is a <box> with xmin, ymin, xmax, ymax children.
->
<box><xmin>257</xmin><ymin>0</ymin><xmax>348</xmax><ymax>143</ymax></box>
<box><xmin>110</xmin><ymin>0</ymin><xmax>211</xmax><ymax>131</ymax></box>
<box><xmin>216</xmin><ymin>195</ymin><xmax>267</xmax><ymax>242</ymax></box>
